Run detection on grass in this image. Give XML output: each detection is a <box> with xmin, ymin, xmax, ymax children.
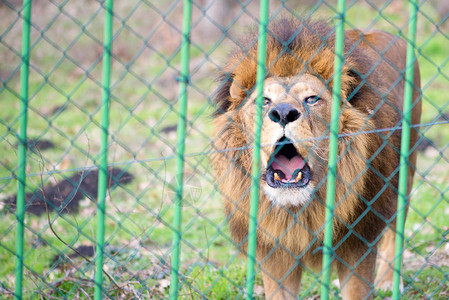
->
<box><xmin>0</xmin><ymin>0</ymin><xmax>448</xmax><ymax>299</ymax></box>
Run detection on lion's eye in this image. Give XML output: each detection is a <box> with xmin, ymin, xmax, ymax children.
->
<box><xmin>304</xmin><ymin>96</ymin><xmax>320</xmax><ymax>105</ymax></box>
<box><xmin>263</xmin><ymin>97</ymin><xmax>272</xmax><ymax>106</ymax></box>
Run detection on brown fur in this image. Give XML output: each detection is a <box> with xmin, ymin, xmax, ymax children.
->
<box><xmin>212</xmin><ymin>18</ymin><xmax>421</xmax><ymax>299</ymax></box>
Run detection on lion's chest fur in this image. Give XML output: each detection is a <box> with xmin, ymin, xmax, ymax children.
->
<box><xmin>222</xmin><ymin>178</ymin><xmax>357</xmax><ymax>265</ymax></box>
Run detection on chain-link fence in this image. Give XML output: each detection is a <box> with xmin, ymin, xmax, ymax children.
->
<box><xmin>1</xmin><ymin>0</ymin><xmax>448</xmax><ymax>299</ymax></box>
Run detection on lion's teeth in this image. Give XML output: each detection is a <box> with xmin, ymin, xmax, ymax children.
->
<box><xmin>274</xmin><ymin>172</ymin><xmax>281</xmax><ymax>181</ymax></box>
<box><xmin>295</xmin><ymin>172</ymin><xmax>302</xmax><ymax>183</ymax></box>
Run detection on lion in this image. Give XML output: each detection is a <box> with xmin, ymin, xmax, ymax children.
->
<box><xmin>212</xmin><ymin>17</ymin><xmax>421</xmax><ymax>300</ymax></box>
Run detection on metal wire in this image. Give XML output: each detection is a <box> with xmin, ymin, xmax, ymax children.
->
<box><xmin>94</xmin><ymin>0</ymin><xmax>114</xmax><ymax>299</ymax></box>
<box><xmin>14</xmin><ymin>1</ymin><xmax>32</xmax><ymax>299</ymax></box>
<box><xmin>320</xmin><ymin>0</ymin><xmax>346</xmax><ymax>298</ymax></box>
<box><xmin>245</xmin><ymin>1</ymin><xmax>269</xmax><ymax>298</ymax></box>
<box><xmin>393</xmin><ymin>0</ymin><xmax>419</xmax><ymax>298</ymax></box>
<box><xmin>169</xmin><ymin>0</ymin><xmax>192</xmax><ymax>299</ymax></box>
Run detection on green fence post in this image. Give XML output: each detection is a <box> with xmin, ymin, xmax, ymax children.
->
<box><xmin>94</xmin><ymin>0</ymin><xmax>113</xmax><ymax>299</ymax></box>
<box><xmin>393</xmin><ymin>0</ymin><xmax>418</xmax><ymax>298</ymax></box>
<box><xmin>245</xmin><ymin>0</ymin><xmax>269</xmax><ymax>298</ymax></box>
<box><xmin>169</xmin><ymin>0</ymin><xmax>192</xmax><ymax>298</ymax></box>
<box><xmin>14</xmin><ymin>1</ymin><xmax>32</xmax><ymax>299</ymax></box>
<box><xmin>320</xmin><ymin>0</ymin><xmax>346</xmax><ymax>299</ymax></box>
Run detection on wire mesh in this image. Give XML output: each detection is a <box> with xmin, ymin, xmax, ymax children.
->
<box><xmin>0</xmin><ymin>0</ymin><xmax>448</xmax><ymax>299</ymax></box>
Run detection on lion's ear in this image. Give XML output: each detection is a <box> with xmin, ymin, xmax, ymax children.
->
<box><xmin>214</xmin><ymin>73</ymin><xmax>234</xmax><ymax>115</ymax></box>
<box><xmin>341</xmin><ymin>67</ymin><xmax>361</xmax><ymax>104</ymax></box>
<box><xmin>229</xmin><ymin>79</ymin><xmax>243</xmax><ymax>99</ymax></box>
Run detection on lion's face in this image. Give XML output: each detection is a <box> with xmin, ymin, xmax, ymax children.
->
<box><xmin>237</xmin><ymin>74</ymin><xmax>334</xmax><ymax>207</ymax></box>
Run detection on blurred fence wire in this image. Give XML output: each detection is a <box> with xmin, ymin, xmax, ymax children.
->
<box><xmin>1</xmin><ymin>0</ymin><xmax>448</xmax><ymax>299</ymax></box>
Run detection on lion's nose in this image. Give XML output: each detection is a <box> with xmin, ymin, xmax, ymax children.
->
<box><xmin>268</xmin><ymin>103</ymin><xmax>300</xmax><ymax>127</ymax></box>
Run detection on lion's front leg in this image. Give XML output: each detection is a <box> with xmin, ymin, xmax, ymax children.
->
<box><xmin>375</xmin><ymin>226</ymin><xmax>396</xmax><ymax>290</ymax></box>
<box><xmin>259</xmin><ymin>249</ymin><xmax>302</xmax><ymax>300</ymax></box>
<box><xmin>337</xmin><ymin>247</ymin><xmax>376</xmax><ymax>300</ymax></box>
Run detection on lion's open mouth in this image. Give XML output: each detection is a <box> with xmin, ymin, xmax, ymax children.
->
<box><xmin>266</xmin><ymin>137</ymin><xmax>311</xmax><ymax>188</ymax></box>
